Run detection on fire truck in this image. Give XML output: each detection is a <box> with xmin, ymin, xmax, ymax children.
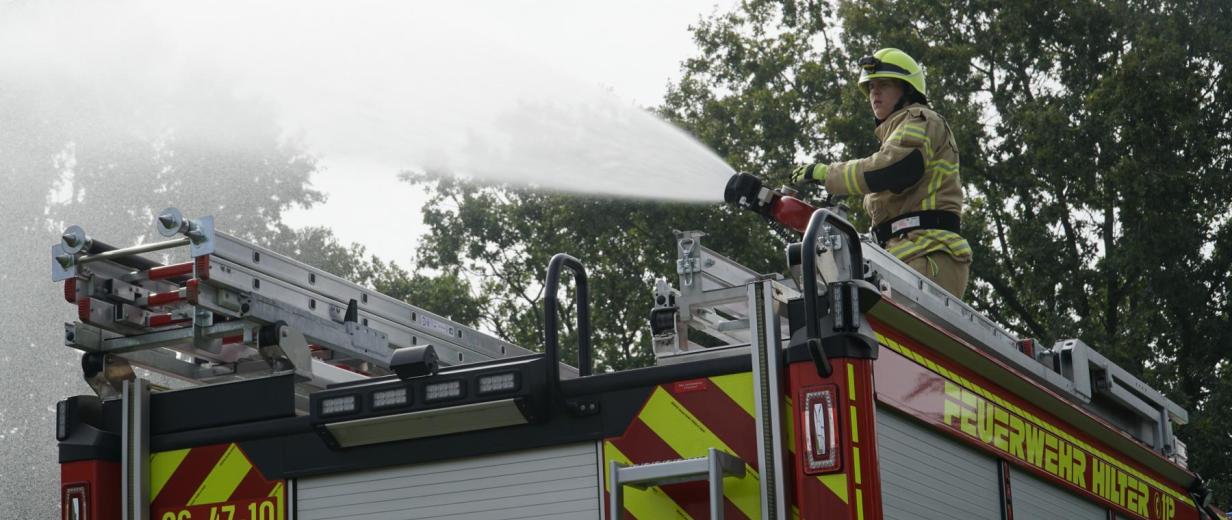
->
<box><xmin>52</xmin><ymin>175</ymin><xmax>1222</xmax><ymax>519</ymax></box>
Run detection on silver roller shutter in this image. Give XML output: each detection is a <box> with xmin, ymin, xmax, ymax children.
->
<box><xmin>1010</xmin><ymin>465</ymin><xmax>1106</xmax><ymax>519</ymax></box>
<box><xmin>296</xmin><ymin>442</ymin><xmax>601</xmax><ymax>520</ymax></box>
<box><xmin>877</xmin><ymin>406</ymin><xmax>1003</xmax><ymax>520</ymax></box>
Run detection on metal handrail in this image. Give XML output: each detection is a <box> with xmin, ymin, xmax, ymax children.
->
<box><xmin>544</xmin><ymin>254</ymin><xmax>593</xmax><ymax>392</ymax></box>
<box><xmin>800</xmin><ymin>209</ymin><xmax>864</xmax><ymax>377</ymax></box>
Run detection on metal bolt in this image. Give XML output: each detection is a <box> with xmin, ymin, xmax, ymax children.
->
<box><xmin>65</xmin><ymin>331</ymin><xmax>75</xmax><ymax>342</ymax></box>
<box><xmin>158</xmin><ymin>214</ymin><xmax>178</xmax><ymax>229</ymax></box>
<box><xmin>56</xmin><ymin>255</ymin><xmax>75</xmax><ymax>268</ymax></box>
<box><xmin>61</xmin><ymin>233</ymin><xmax>80</xmax><ymax>248</ymax></box>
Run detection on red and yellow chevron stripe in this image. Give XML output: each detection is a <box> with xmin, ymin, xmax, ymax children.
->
<box><xmin>150</xmin><ymin>443</ymin><xmax>284</xmax><ymax>520</ymax></box>
<box><xmin>603</xmin><ymin>372</ymin><xmax>851</xmax><ymax>520</ymax></box>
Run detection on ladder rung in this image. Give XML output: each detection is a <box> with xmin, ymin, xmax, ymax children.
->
<box><xmin>609</xmin><ymin>448</ymin><xmax>745</xmax><ymax>520</ymax></box>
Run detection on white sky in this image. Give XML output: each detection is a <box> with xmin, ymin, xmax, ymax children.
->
<box><xmin>283</xmin><ymin>0</ymin><xmax>736</xmax><ymax>264</ymax></box>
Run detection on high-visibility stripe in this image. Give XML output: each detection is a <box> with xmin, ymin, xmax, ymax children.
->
<box><xmin>610</xmin><ymin>418</ymin><xmax>745</xmax><ymax>519</ymax></box>
<box><xmin>819</xmin><ymin>473</ymin><xmax>850</xmax><ymax>504</ymax></box>
<box><xmin>231</xmin><ymin>463</ymin><xmax>280</xmax><ymax>503</ymax></box>
<box><xmin>711</xmin><ymin>373</ymin><xmax>757</xmax><ymax>419</ymax></box>
<box><xmin>850</xmin><ymin>406</ymin><xmax>861</xmax><ymax>444</ymax></box>
<box><xmin>856</xmin><ymin>489</ymin><xmax>866</xmax><ymax>520</ymax></box>
<box><xmin>888</xmin><ymin>230</ymin><xmax>937</xmax><ymax>260</ymax></box>
<box><xmin>150</xmin><ymin>443</ymin><xmax>229</xmax><ymax>507</ymax></box>
<box><xmin>149</xmin><ymin>443</ymin><xmax>283</xmax><ymax>520</ymax></box>
<box><xmin>889</xmin><ymin>229</ymin><xmax>972</xmax><ymax>262</ymax></box>
<box><xmin>666</xmin><ymin>379</ymin><xmax>760</xmax><ymax>470</ymax></box>
<box><xmin>150</xmin><ymin>448</ymin><xmax>191</xmax><ymax>502</ymax></box>
<box><xmin>639</xmin><ymin>387</ymin><xmax>762</xmax><ymax>519</ymax></box>
<box><xmin>605</xmin><ymin>441</ymin><xmax>693</xmax><ymax>519</ymax></box>
<box><xmin>188</xmin><ymin>443</ymin><xmax>254</xmax><ymax>506</ymax></box>
<box><xmin>844</xmin><ymin>161</ymin><xmax>859</xmax><ymax>195</ymax></box>
<box><xmin>853</xmin><ymin>446</ymin><xmax>862</xmax><ymax>485</ymax></box>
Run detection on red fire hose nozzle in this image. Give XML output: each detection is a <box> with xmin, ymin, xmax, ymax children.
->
<box><xmin>723</xmin><ymin>172</ymin><xmax>818</xmax><ymax>233</ymax></box>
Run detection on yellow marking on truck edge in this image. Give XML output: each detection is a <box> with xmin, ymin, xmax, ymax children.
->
<box><xmin>818</xmin><ymin>473</ymin><xmax>849</xmax><ymax>504</ymax></box>
<box><xmin>603</xmin><ymin>441</ymin><xmax>692</xmax><ymax>519</ymax></box>
<box><xmin>877</xmin><ymin>333</ymin><xmax>1192</xmax><ymax>507</ymax></box>
<box><xmin>855</xmin><ymin>489</ymin><xmax>865</xmax><ymax>520</ymax></box>
<box><xmin>149</xmin><ymin>448</ymin><xmax>191</xmax><ymax>503</ymax></box>
<box><xmin>850</xmin><ymin>405</ymin><xmax>860</xmax><ymax>444</ymax></box>
<box><xmin>711</xmin><ymin>372</ymin><xmax>756</xmax><ymax>420</ymax></box>
<box><xmin>640</xmin><ymin>387</ymin><xmax>762</xmax><ymax>518</ymax></box>
<box><xmin>852</xmin><ymin>447</ymin><xmax>862</xmax><ymax>486</ymax></box>
<box><xmin>187</xmin><ymin>444</ymin><xmax>251</xmax><ymax>506</ymax></box>
<box><xmin>847</xmin><ymin>363</ymin><xmax>857</xmax><ymax>397</ymax></box>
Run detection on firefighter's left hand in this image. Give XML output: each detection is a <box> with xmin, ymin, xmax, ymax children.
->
<box><xmin>791</xmin><ymin>163</ymin><xmax>828</xmax><ymax>184</ymax></box>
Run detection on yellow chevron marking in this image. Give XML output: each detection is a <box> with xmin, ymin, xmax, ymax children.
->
<box><xmin>188</xmin><ymin>444</ymin><xmax>252</xmax><ymax>506</ymax></box>
<box><xmin>267</xmin><ymin>482</ymin><xmax>286</xmax><ymax>520</ymax></box>
<box><xmin>640</xmin><ymin>387</ymin><xmax>761</xmax><ymax>518</ymax></box>
<box><xmin>819</xmin><ymin>473</ymin><xmax>850</xmax><ymax>504</ymax></box>
<box><xmin>604</xmin><ymin>442</ymin><xmax>692</xmax><ymax>519</ymax></box>
<box><xmin>149</xmin><ymin>448</ymin><xmax>191</xmax><ymax>503</ymax></box>
<box><xmin>711</xmin><ymin>372</ymin><xmax>756</xmax><ymax>420</ymax></box>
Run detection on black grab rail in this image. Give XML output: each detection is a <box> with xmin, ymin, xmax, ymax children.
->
<box><xmin>800</xmin><ymin>209</ymin><xmax>866</xmax><ymax>377</ymax></box>
<box><xmin>544</xmin><ymin>254</ymin><xmax>593</xmax><ymax>398</ymax></box>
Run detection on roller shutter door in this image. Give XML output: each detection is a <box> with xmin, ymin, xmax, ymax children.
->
<box><xmin>1010</xmin><ymin>466</ymin><xmax>1106</xmax><ymax>519</ymax></box>
<box><xmin>877</xmin><ymin>407</ymin><xmax>1003</xmax><ymax>520</ymax></box>
<box><xmin>296</xmin><ymin>442</ymin><xmax>601</xmax><ymax>520</ymax></box>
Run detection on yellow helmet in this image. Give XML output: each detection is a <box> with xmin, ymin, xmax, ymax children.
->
<box><xmin>857</xmin><ymin>48</ymin><xmax>927</xmax><ymax>99</ymax></box>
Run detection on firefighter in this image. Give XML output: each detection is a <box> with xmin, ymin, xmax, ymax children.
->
<box><xmin>791</xmin><ymin>48</ymin><xmax>971</xmax><ymax>298</ymax></box>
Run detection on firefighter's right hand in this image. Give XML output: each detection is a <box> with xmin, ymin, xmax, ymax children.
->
<box><xmin>791</xmin><ymin>163</ymin><xmax>828</xmax><ymax>184</ymax></box>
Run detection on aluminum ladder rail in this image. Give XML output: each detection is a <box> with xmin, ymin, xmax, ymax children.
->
<box><xmin>54</xmin><ymin>208</ymin><xmax>548</xmax><ymax>399</ymax></box>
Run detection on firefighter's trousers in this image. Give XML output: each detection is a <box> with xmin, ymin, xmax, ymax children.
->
<box><xmin>906</xmin><ymin>250</ymin><xmax>970</xmax><ymax>299</ymax></box>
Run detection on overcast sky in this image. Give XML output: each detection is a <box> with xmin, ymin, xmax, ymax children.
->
<box><xmin>282</xmin><ymin>0</ymin><xmax>737</xmax><ymax>263</ymax></box>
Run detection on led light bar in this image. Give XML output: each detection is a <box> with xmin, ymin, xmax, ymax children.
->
<box><xmin>477</xmin><ymin>372</ymin><xmax>519</xmax><ymax>395</ymax></box>
<box><xmin>372</xmin><ymin>387</ymin><xmax>410</xmax><ymax>409</ymax></box>
<box><xmin>320</xmin><ymin>395</ymin><xmax>358</xmax><ymax>417</ymax></box>
<box><xmin>424</xmin><ymin>380</ymin><xmax>464</xmax><ymax>402</ymax></box>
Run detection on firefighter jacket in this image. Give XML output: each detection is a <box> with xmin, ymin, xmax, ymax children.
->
<box><xmin>822</xmin><ymin>103</ymin><xmax>972</xmax><ymax>264</ymax></box>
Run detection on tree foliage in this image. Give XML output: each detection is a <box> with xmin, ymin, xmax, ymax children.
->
<box><xmin>403</xmin><ymin>170</ymin><xmax>784</xmax><ymax>371</ymax></box>
<box><xmin>666</xmin><ymin>0</ymin><xmax>1232</xmax><ymax>504</ymax></box>
<box><xmin>404</xmin><ymin>0</ymin><xmax>1232</xmax><ymax>504</ymax></box>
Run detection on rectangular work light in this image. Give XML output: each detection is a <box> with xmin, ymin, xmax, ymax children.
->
<box><xmin>324</xmin><ymin>399</ymin><xmax>528</xmax><ymax>448</ymax></box>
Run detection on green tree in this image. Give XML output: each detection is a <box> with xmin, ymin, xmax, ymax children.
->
<box><xmin>0</xmin><ymin>80</ymin><xmax>326</xmax><ymax>516</ymax></box>
<box><xmin>661</xmin><ymin>0</ymin><xmax>1232</xmax><ymax>504</ymax></box>
<box><xmin>403</xmin><ymin>170</ymin><xmax>784</xmax><ymax>371</ymax></box>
